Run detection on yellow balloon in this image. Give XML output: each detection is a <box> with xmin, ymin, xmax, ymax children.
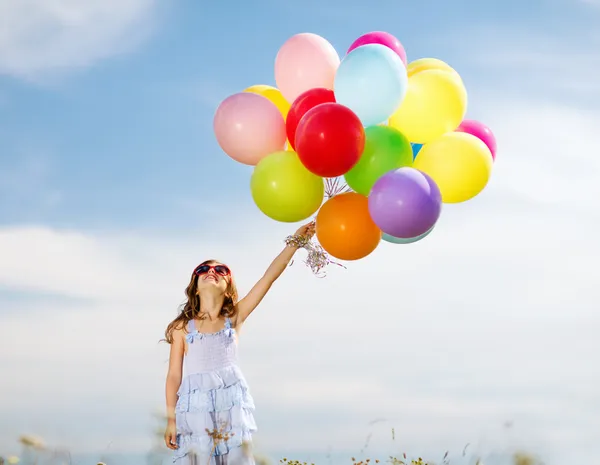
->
<box><xmin>406</xmin><ymin>58</ymin><xmax>465</xmax><ymax>104</ymax></box>
<box><xmin>389</xmin><ymin>69</ymin><xmax>467</xmax><ymax>144</ymax></box>
<box><xmin>413</xmin><ymin>132</ymin><xmax>493</xmax><ymax>203</ymax></box>
<box><xmin>244</xmin><ymin>84</ymin><xmax>291</xmax><ymax>120</ymax></box>
<box><xmin>407</xmin><ymin>58</ymin><xmax>459</xmax><ymax>78</ymax></box>
<box><xmin>250</xmin><ymin>150</ymin><xmax>324</xmax><ymax>222</ymax></box>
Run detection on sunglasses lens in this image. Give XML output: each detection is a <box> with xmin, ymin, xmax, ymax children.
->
<box><xmin>214</xmin><ymin>266</ymin><xmax>230</xmax><ymax>275</ymax></box>
<box><xmin>195</xmin><ymin>265</ymin><xmax>211</xmax><ymax>275</ymax></box>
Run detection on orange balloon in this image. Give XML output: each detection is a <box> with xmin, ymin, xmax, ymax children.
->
<box><xmin>316</xmin><ymin>192</ymin><xmax>382</xmax><ymax>261</ymax></box>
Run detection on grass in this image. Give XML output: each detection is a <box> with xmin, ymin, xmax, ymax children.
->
<box><xmin>1</xmin><ymin>416</ymin><xmax>544</xmax><ymax>465</ymax></box>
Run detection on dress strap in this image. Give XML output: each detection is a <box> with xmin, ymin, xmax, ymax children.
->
<box><xmin>225</xmin><ymin>317</ymin><xmax>232</xmax><ymax>329</ymax></box>
<box><xmin>187</xmin><ymin>319</ymin><xmax>196</xmax><ymax>333</ymax></box>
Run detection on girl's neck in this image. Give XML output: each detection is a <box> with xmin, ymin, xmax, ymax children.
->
<box><xmin>197</xmin><ymin>292</ymin><xmax>224</xmax><ymax>320</ymax></box>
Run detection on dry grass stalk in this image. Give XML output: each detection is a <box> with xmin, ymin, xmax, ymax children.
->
<box><xmin>188</xmin><ymin>423</ymin><xmax>236</xmax><ymax>465</ymax></box>
<box><xmin>1</xmin><ymin>423</ymin><xmax>543</xmax><ymax>465</ymax></box>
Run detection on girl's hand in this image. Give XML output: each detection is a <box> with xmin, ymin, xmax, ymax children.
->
<box><xmin>294</xmin><ymin>221</ymin><xmax>316</xmax><ymax>239</ymax></box>
<box><xmin>164</xmin><ymin>422</ymin><xmax>178</xmax><ymax>450</ymax></box>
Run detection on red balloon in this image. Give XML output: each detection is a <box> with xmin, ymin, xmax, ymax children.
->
<box><xmin>295</xmin><ymin>103</ymin><xmax>365</xmax><ymax>178</ymax></box>
<box><xmin>286</xmin><ymin>88</ymin><xmax>336</xmax><ymax>150</ymax></box>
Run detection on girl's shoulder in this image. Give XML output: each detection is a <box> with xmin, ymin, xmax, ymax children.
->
<box><xmin>171</xmin><ymin>323</ymin><xmax>188</xmax><ymax>340</ymax></box>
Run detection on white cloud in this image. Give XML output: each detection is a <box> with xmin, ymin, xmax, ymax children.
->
<box><xmin>0</xmin><ymin>0</ymin><xmax>159</xmax><ymax>81</ymax></box>
<box><xmin>473</xmin><ymin>101</ymin><xmax>600</xmax><ymax>212</ymax></box>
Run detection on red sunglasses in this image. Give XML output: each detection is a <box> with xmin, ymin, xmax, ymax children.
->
<box><xmin>194</xmin><ymin>264</ymin><xmax>231</xmax><ymax>276</ymax></box>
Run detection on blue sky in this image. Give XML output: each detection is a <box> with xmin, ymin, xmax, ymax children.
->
<box><xmin>2</xmin><ymin>0</ymin><xmax>597</xmax><ymax>231</ymax></box>
<box><xmin>1</xmin><ymin>0</ymin><xmax>600</xmax><ymax>464</ymax></box>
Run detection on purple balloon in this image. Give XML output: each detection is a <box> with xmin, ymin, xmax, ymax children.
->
<box><xmin>368</xmin><ymin>167</ymin><xmax>442</xmax><ymax>238</ymax></box>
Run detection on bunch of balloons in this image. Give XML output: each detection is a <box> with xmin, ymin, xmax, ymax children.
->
<box><xmin>213</xmin><ymin>31</ymin><xmax>497</xmax><ymax>262</ymax></box>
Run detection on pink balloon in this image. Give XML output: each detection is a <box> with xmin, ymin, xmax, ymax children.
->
<box><xmin>275</xmin><ymin>33</ymin><xmax>341</xmax><ymax>103</ymax></box>
<box><xmin>456</xmin><ymin>119</ymin><xmax>497</xmax><ymax>161</ymax></box>
<box><xmin>213</xmin><ymin>93</ymin><xmax>286</xmax><ymax>165</ymax></box>
<box><xmin>347</xmin><ymin>31</ymin><xmax>407</xmax><ymax>66</ymax></box>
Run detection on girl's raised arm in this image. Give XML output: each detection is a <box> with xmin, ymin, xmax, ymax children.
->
<box><xmin>236</xmin><ymin>222</ymin><xmax>315</xmax><ymax>324</ymax></box>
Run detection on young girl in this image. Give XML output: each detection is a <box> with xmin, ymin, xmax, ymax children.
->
<box><xmin>163</xmin><ymin>222</ymin><xmax>315</xmax><ymax>464</ymax></box>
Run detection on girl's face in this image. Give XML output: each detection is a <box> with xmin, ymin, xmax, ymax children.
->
<box><xmin>194</xmin><ymin>262</ymin><xmax>231</xmax><ymax>294</ymax></box>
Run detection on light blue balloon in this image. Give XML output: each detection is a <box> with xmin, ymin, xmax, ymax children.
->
<box><xmin>382</xmin><ymin>225</ymin><xmax>435</xmax><ymax>244</ymax></box>
<box><xmin>334</xmin><ymin>44</ymin><xmax>408</xmax><ymax>127</ymax></box>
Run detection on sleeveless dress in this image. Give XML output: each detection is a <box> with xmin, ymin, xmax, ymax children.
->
<box><xmin>174</xmin><ymin>318</ymin><xmax>257</xmax><ymax>464</ymax></box>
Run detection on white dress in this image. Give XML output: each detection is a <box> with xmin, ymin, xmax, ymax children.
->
<box><xmin>173</xmin><ymin>318</ymin><xmax>256</xmax><ymax>464</ymax></box>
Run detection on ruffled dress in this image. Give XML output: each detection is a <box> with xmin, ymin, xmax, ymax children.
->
<box><xmin>174</xmin><ymin>318</ymin><xmax>257</xmax><ymax>464</ymax></box>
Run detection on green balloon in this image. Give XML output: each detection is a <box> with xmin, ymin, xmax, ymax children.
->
<box><xmin>344</xmin><ymin>125</ymin><xmax>413</xmax><ymax>195</ymax></box>
<box><xmin>251</xmin><ymin>151</ymin><xmax>324</xmax><ymax>222</ymax></box>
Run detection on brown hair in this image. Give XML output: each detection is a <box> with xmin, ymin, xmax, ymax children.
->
<box><xmin>163</xmin><ymin>260</ymin><xmax>239</xmax><ymax>344</ymax></box>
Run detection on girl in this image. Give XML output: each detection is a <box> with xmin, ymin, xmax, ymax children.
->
<box><xmin>163</xmin><ymin>222</ymin><xmax>315</xmax><ymax>464</ymax></box>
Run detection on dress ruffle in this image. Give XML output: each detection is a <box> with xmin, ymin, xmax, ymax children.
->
<box><xmin>186</xmin><ymin>326</ymin><xmax>235</xmax><ymax>344</ymax></box>
<box><xmin>177</xmin><ymin>365</ymin><xmax>248</xmax><ymax>396</ymax></box>
<box><xmin>174</xmin><ymin>365</ymin><xmax>257</xmax><ymax>463</ymax></box>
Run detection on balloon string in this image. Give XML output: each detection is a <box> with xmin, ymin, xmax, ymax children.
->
<box><xmin>285</xmin><ymin>229</ymin><xmax>346</xmax><ymax>277</ymax></box>
<box><xmin>285</xmin><ymin>179</ymin><xmax>351</xmax><ymax>277</ymax></box>
<box><xmin>325</xmin><ymin>177</ymin><xmax>352</xmax><ymax>199</ymax></box>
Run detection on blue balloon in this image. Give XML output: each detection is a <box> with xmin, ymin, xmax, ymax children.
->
<box><xmin>410</xmin><ymin>143</ymin><xmax>423</xmax><ymax>159</ymax></box>
<box><xmin>382</xmin><ymin>225</ymin><xmax>435</xmax><ymax>244</ymax></box>
<box><xmin>334</xmin><ymin>44</ymin><xmax>408</xmax><ymax>127</ymax></box>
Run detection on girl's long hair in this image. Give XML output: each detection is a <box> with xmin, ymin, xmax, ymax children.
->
<box><xmin>163</xmin><ymin>260</ymin><xmax>239</xmax><ymax>344</ymax></box>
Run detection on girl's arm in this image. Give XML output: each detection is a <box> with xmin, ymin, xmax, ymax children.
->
<box><xmin>164</xmin><ymin>329</ymin><xmax>185</xmax><ymax>449</ymax></box>
<box><xmin>236</xmin><ymin>222</ymin><xmax>315</xmax><ymax>324</ymax></box>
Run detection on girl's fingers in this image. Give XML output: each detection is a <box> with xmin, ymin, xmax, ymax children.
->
<box><xmin>165</xmin><ymin>434</ymin><xmax>178</xmax><ymax>450</ymax></box>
